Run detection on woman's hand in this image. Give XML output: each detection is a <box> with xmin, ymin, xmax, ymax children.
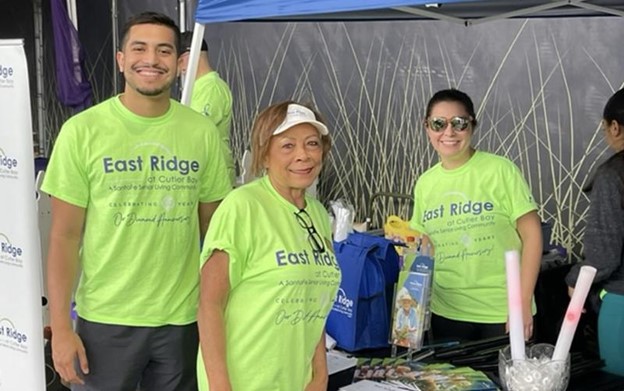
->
<box><xmin>304</xmin><ymin>375</ymin><xmax>328</xmax><ymax>391</ymax></box>
<box><xmin>199</xmin><ymin>251</ymin><xmax>233</xmax><ymax>391</ymax></box>
<box><xmin>505</xmin><ymin>302</ymin><xmax>534</xmax><ymax>341</ymax></box>
<box><xmin>522</xmin><ymin>302</ymin><xmax>534</xmax><ymax>340</ymax></box>
<box><xmin>305</xmin><ymin>333</ymin><xmax>329</xmax><ymax>391</ymax></box>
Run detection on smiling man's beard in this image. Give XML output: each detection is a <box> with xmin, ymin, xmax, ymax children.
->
<box><xmin>136</xmin><ymin>85</ymin><xmax>170</xmax><ymax>97</ymax></box>
<box><xmin>123</xmin><ymin>66</ymin><xmax>175</xmax><ymax>97</ymax></box>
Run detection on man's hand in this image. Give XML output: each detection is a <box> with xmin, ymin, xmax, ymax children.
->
<box><xmin>51</xmin><ymin>328</ymin><xmax>89</xmax><ymax>385</ymax></box>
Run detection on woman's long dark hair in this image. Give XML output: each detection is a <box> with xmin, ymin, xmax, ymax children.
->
<box><xmin>584</xmin><ymin>88</ymin><xmax>624</xmax><ymax>208</ymax></box>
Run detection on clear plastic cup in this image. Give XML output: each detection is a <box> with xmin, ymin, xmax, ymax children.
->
<box><xmin>498</xmin><ymin>343</ymin><xmax>570</xmax><ymax>391</ymax></box>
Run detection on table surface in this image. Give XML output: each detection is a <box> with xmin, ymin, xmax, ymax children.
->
<box><xmin>329</xmin><ymin>333</ymin><xmax>624</xmax><ymax>391</ymax></box>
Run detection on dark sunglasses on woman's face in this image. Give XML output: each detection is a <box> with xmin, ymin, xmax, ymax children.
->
<box><xmin>426</xmin><ymin>116</ymin><xmax>472</xmax><ymax>132</ymax></box>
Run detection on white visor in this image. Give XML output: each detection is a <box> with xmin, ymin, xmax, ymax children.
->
<box><xmin>272</xmin><ymin>104</ymin><xmax>329</xmax><ymax>136</ymax></box>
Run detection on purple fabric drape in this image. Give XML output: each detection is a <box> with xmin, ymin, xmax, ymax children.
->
<box><xmin>50</xmin><ymin>0</ymin><xmax>92</xmax><ymax>111</ymax></box>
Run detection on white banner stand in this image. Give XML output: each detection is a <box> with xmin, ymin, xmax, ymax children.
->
<box><xmin>0</xmin><ymin>39</ymin><xmax>46</xmax><ymax>390</ymax></box>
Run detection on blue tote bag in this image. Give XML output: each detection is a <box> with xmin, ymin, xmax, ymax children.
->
<box><xmin>347</xmin><ymin>232</ymin><xmax>401</xmax><ymax>309</ymax></box>
<box><xmin>326</xmin><ymin>233</ymin><xmax>400</xmax><ymax>351</ymax></box>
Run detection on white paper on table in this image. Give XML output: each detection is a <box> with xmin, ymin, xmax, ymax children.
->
<box><xmin>326</xmin><ymin>332</ymin><xmax>337</xmax><ymax>350</ymax></box>
<box><xmin>327</xmin><ymin>350</ymin><xmax>357</xmax><ymax>375</ymax></box>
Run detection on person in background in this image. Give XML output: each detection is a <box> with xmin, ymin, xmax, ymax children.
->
<box><xmin>42</xmin><ymin>11</ymin><xmax>231</xmax><ymax>390</ymax></box>
<box><xmin>179</xmin><ymin>31</ymin><xmax>235</xmax><ymax>181</ymax></box>
<box><xmin>197</xmin><ymin>101</ymin><xmax>341</xmax><ymax>391</ymax></box>
<box><xmin>566</xmin><ymin>87</ymin><xmax>624</xmax><ymax>376</ymax></box>
<box><xmin>410</xmin><ymin>88</ymin><xmax>542</xmax><ymax>342</ymax></box>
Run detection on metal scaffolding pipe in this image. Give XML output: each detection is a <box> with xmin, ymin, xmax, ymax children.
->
<box><xmin>179</xmin><ymin>0</ymin><xmax>188</xmax><ymax>32</ymax></box>
<box><xmin>33</xmin><ymin>0</ymin><xmax>46</xmax><ymax>156</ymax></box>
<box><xmin>111</xmin><ymin>0</ymin><xmax>119</xmax><ymax>94</ymax></box>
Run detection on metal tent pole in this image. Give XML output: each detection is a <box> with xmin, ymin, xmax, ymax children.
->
<box><xmin>180</xmin><ymin>22</ymin><xmax>205</xmax><ymax>106</ymax></box>
<box><xmin>111</xmin><ymin>0</ymin><xmax>119</xmax><ymax>94</ymax></box>
<box><xmin>66</xmin><ymin>0</ymin><xmax>78</xmax><ymax>30</ymax></box>
<box><xmin>470</xmin><ymin>0</ymin><xmax>569</xmax><ymax>25</ymax></box>
<box><xmin>572</xmin><ymin>0</ymin><xmax>624</xmax><ymax>18</ymax></box>
<box><xmin>179</xmin><ymin>0</ymin><xmax>188</xmax><ymax>32</ymax></box>
<box><xmin>33</xmin><ymin>0</ymin><xmax>47</xmax><ymax>156</ymax></box>
<box><xmin>65</xmin><ymin>0</ymin><xmax>82</xmax><ymax>84</ymax></box>
<box><xmin>392</xmin><ymin>6</ymin><xmax>465</xmax><ymax>25</ymax></box>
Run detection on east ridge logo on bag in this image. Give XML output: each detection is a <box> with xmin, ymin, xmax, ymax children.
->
<box><xmin>334</xmin><ymin>288</ymin><xmax>354</xmax><ymax>317</ymax></box>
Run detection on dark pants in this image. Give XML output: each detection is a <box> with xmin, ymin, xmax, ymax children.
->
<box><xmin>431</xmin><ymin>313</ymin><xmax>506</xmax><ymax>342</ymax></box>
<box><xmin>72</xmin><ymin>318</ymin><xmax>198</xmax><ymax>391</ymax></box>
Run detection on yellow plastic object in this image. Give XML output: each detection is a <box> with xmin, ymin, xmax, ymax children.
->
<box><xmin>383</xmin><ymin>215</ymin><xmax>420</xmax><ymax>254</ymax></box>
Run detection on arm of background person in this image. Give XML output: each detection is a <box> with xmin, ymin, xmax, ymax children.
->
<box><xmin>567</xmin><ymin>168</ymin><xmax>624</xmax><ymax>294</ymax></box>
<box><xmin>198</xmin><ymin>250</ymin><xmax>233</xmax><ymax>391</ymax></box>
<box><xmin>516</xmin><ymin>210</ymin><xmax>543</xmax><ymax>340</ymax></box>
<box><xmin>304</xmin><ymin>331</ymin><xmax>329</xmax><ymax>391</ymax></box>
<box><xmin>199</xmin><ymin>200</ymin><xmax>221</xmax><ymax>239</ymax></box>
<box><xmin>47</xmin><ymin>197</ymin><xmax>89</xmax><ymax>384</ymax></box>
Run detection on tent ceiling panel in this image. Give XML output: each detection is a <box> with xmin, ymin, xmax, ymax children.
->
<box><xmin>194</xmin><ymin>0</ymin><xmax>482</xmax><ymax>23</ymax></box>
<box><xmin>195</xmin><ymin>0</ymin><xmax>624</xmax><ymax>23</ymax></box>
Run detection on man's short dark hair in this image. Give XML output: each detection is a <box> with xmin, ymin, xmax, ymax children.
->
<box><xmin>180</xmin><ymin>31</ymin><xmax>208</xmax><ymax>54</ymax></box>
<box><xmin>119</xmin><ymin>11</ymin><xmax>181</xmax><ymax>54</ymax></box>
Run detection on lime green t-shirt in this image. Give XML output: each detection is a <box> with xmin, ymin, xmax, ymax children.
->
<box><xmin>410</xmin><ymin>151</ymin><xmax>537</xmax><ymax>323</ymax></box>
<box><xmin>41</xmin><ymin>96</ymin><xmax>232</xmax><ymax>326</ymax></box>
<box><xmin>190</xmin><ymin>71</ymin><xmax>232</xmax><ymax>142</ymax></box>
<box><xmin>197</xmin><ymin>176</ymin><xmax>341</xmax><ymax>391</ymax></box>
<box><xmin>190</xmin><ymin>71</ymin><xmax>235</xmax><ymax>180</ymax></box>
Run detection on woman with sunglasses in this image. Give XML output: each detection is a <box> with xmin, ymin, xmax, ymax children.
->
<box><xmin>565</xmin><ymin>88</ymin><xmax>624</xmax><ymax>376</ymax></box>
<box><xmin>196</xmin><ymin>101</ymin><xmax>341</xmax><ymax>391</ymax></box>
<box><xmin>410</xmin><ymin>88</ymin><xmax>542</xmax><ymax>343</ymax></box>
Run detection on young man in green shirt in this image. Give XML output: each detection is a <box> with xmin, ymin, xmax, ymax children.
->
<box><xmin>42</xmin><ymin>12</ymin><xmax>231</xmax><ymax>390</ymax></box>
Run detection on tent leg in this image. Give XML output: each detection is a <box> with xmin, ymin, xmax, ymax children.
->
<box><xmin>66</xmin><ymin>0</ymin><xmax>78</xmax><ymax>30</ymax></box>
<box><xmin>33</xmin><ymin>0</ymin><xmax>46</xmax><ymax>156</ymax></box>
<box><xmin>180</xmin><ymin>23</ymin><xmax>205</xmax><ymax>106</ymax></box>
<box><xmin>179</xmin><ymin>0</ymin><xmax>188</xmax><ymax>32</ymax></box>
<box><xmin>111</xmin><ymin>0</ymin><xmax>119</xmax><ymax>95</ymax></box>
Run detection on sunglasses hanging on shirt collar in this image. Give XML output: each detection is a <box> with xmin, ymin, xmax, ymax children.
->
<box><xmin>294</xmin><ymin>209</ymin><xmax>326</xmax><ymax>254</ymax></box>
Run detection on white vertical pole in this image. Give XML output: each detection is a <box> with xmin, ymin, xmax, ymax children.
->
<box><xmin>65</xmin><ymin>0</ymin><xmax>82</xmax><ymax>84</ymax></box>
<box><xmin>179</xmin><ymin>0</ymin><xmax>188</xmax><ymax>32</ymax></box>
<box><xmin>180</xmin><ymin>22</ymin><xmax>205</xmax><ymax>106</ymax></box>
<box><xmin>66</xmin><ymin>0</ymin><xmax>78</xmax><ymax>30</ymax></box>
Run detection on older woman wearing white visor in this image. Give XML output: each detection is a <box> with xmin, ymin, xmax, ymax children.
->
<box><xmin>197</xmin><ymin>101</ymin><xmax>341</xmax><ymax>391</ymax></box>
